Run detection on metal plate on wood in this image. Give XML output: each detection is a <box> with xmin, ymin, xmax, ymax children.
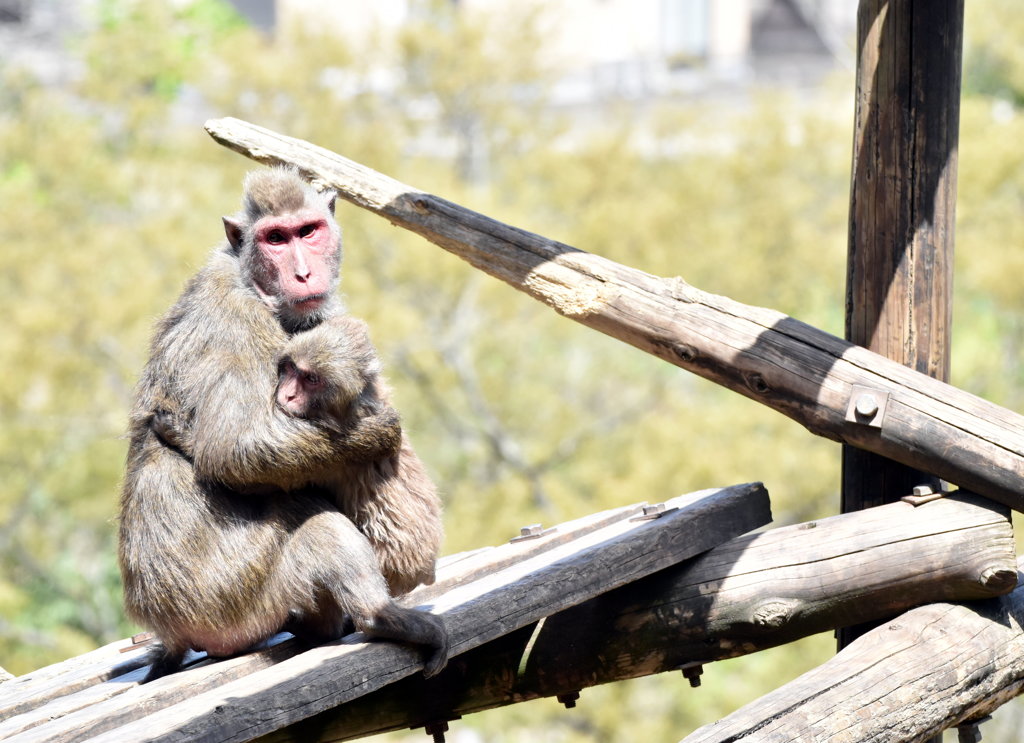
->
<box><xmin>845</xmin><ymin>385</ymin><xmax>889</xmax><ymax>428</ymax></box>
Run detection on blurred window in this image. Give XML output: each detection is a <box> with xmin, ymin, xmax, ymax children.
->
<box><xmin>663</xmin><ymin>0</ymin><xmax>709</xmax><ymax>63</ymax></box>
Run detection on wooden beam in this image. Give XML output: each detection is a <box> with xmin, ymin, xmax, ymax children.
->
<box><xmin>206</xmin><ymin>117</ymin><xmax>1024</xmax><ymax>512</ymax></box>
<box><xmin>0</xmin><ymin>506</ymin><xmax>641</xmax><ymax>725</ymax></box>
<box><xmin>682</xmin><ymin>560</ymin><xmax>1024</xmax><ymax>743</ymax></box>
<box><xmin>257</xmin><ymin>492</ymin><xmax>1014</xmax><ymax>742</ymax></box>
<box><xmin>840</xmin><ymin>0</ymin><xmax>965</xmax><ymax>658</ymax></box>
<box><xmin>845</xmin><ymin>0</ymin><xmax>963</xmax><ymax>383</ymax></box>
<box><xmin>3</xmin><ymin>485</ymin><xmax>768</xmax><ymax>743</ymax></box>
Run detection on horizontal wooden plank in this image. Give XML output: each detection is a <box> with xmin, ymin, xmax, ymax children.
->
<box><xmin>0</xmin><ymin>639</ymin><xmax>153</xmax><ymax>721</ymax></box>
<box><xmin>0</xmin><ymin>500</ymin><xmax>646</xmax><ymax>738</ymax></box>
<box><xmin>204</xmin><ymin>116</ymin><xmax>1024</xmax><ymax>512</ymax></box>
<box><xmin>6</xmin><ymin>484</ymin><xmax>768</xmax><ymax>743</ymax></box>
<box><xmin>0</xmin><ymin>502</ymin><xmax>642</xmax><ymax>737</ymax></box>
<box><xmin>256</xmin><ymin>491</ymin><xmax>1016</xmax><ymax>742</ymax></box>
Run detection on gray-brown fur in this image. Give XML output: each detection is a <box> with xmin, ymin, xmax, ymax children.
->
<box><xmin>276</xmin><ymin>315</ymin><xmax>445</xmax><ymax>596</ymax></box>
<box><xmin>119</xmin><ymin>167</ymin><xmax>447</xmax><ymax>681</ymax></box>
<box><xmin>154</xmin><ymin>313</ymin><xmax>445</xmax><ymax>596</ymax></box>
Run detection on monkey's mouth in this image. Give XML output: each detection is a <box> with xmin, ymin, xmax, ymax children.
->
<box><xmin>290</xmin><ymin>293</ymin><xmax>329</xmax><ymax>312</ymax></box>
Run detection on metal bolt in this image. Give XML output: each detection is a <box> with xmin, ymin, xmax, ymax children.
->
<box><xmin>557</xmin><ymin>691</ymin><xmax>581</xmax><ymax>708</ymax></box>
<box><xmin>912</xmin><ymin>484</ymin><xmax>934</xmax><ymax>497</ymax></box>
<box><xmin>424</xmin><ymin>721</ymin><xmax>448</xmax><ymax>743</ymax></box>
<box><xmin>855</xmin><ymin>394</ymin><xmax>879</xmax><ymax>419</ymax></box>
<box><xmin>957</xmin><ymin>715</ymin><xmax>992</xmax><ymax>743</ymax></box>
<box><xmin>680</xmin><ymin>662</ymin><xmax>704</xmax><ymax>687</ymax></box>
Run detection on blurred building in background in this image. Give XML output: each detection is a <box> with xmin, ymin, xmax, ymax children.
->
<box><xmin>273</xmin><ymin>0</ymin><xmax>855</xmax><ymax>100</ymax></box>
<box><xmin>1</xmin><ymin>0</ymin><xmax>855</xmax><ymax>100</ymax></box>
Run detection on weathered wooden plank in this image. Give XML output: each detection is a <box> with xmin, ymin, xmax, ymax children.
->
<box><xmin>8</xmin><ymin>484</ymin><xmax>768</xmax><ymax>743</ymax></box>
<box><xmin>204</xmin><ymin>117</ymin><xmax>1024</xmax><ymax>513</ymax></box>
<box><xmin>404</xmin><ymin>501</ymin><xmax>646</xmax><ymax>605</ymax></box>
<box><xmin>0</xmin><ymin>502</ymin><xmax>641</xmax><ymax>736</ymax></box>
<box><xmin>842</xmin><ymin>0</ymin><xmax>964</xmax><ymax>513</ymax></box>
<box><xmin>840</xmin><ymin>5</ymin><xmax>964</xmax><ymax>689</ymax></box>
<box><xmin>0</xmin><ymin>639</ymin><xmax>153</xmax><ymax>721</ymax></box>
<box><xmin>255</xmin><ymin>491</ymin><xmax>1016</xmax><ymax>742</ymax></box>
<box><xmin>683</xmin><ymin>557</ymin><xmax>1024</xmax><ymax>743</ymax></box>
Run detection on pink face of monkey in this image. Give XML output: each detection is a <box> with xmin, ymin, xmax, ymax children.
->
<box><xmin>251</xmin><ymin>209</ymin><xmax>338</xmax><ymax>313</ymax></box>
<box><xmin>276</xmin><ymin>356</ymin><xmax>323</xmax><ymax>417</ymax></box>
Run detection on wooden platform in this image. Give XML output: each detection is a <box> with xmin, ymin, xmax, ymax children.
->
<box><xmin>0</xmin><ymin>483</ymin><xmax>770</xmax><ymax>743</ymax></box>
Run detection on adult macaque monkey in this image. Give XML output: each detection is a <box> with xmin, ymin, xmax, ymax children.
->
<box><xmin>275</xmin><ymin>314</ymin><xmax>444</xmax><ymax>595</ymax></box>
<box><xmin>119</xmin><ymin>167</ymin><xmax>448</xmax><ymax>681</ymax></box>
<box><xmin>152</xmin><ymin>314</ymin><xmax>445</xmax><ymax>596</ymax></box>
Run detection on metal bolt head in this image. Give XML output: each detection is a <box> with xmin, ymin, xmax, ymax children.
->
<box><xmin>520</xmin><ymin>524</ymin><xmax>543</xmax><ymax>538</ymax></box>
<box><xmin>912</xmin><ymin>484</ymin><xmax>934</xmax><ymax>497</ymax></box>
<box><xmin>557</xmin><ymin>691</ymin><xmax>581</xmax><ymax>709</ymax></box>
<box><xmin>855</xmin><ymin>394</ymin><xmax>879</xmax><ymax>418</ymax></box>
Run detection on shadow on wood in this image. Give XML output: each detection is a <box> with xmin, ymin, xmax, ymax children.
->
<box><xmin>258</xmin><ymin>491</ymin><xmax>1014</xmax><ymax>742</ymax></box>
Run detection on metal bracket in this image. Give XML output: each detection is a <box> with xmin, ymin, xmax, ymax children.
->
<box><xmin>901</xmin><ymin>484</ymin><xmax>947</xmax><ymax>506</ymax></box>
<box><xmin>845</xmin><ymin>385</ymin><xmax>890</xmax><ymax>428</ymax></box>
<box><xmin>630</xmin><ymin>503</ymin><xmax>679</xmax><ymax>521</ymax></box>
<box><xmin>510</xmin><ymin>524</ymin><xmax>557</xmax><ymax>543</ymax></box>
<box><xmin>120</xmin><ymin>632</ymin><xmax>156</xmax><ymax>653</ymax></box>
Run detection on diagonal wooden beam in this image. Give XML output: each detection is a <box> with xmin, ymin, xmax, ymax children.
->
<box><xmin>205</xmin><ymin>117</ymin><xmax>1024</xmax><ymax>512</ymax></box>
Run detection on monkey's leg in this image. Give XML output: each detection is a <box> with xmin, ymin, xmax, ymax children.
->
<box><xmin>283</xmin><ymin>590</ymin><xmax>349</xmax><ymax>646</ymax></box>
<box><xmin>286</xmin><ymin>509</ymin><xmax>449</xmax><ymax>678</ymax></box>
<box><xmin>352</xmin><ymin>451</ymin><xmax>444</xmax><ymax>597</ymax></box>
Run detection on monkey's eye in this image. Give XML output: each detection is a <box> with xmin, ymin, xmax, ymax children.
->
<box><xmin>298</xmin><ymin>223</ymin><xmax>317</xmax><ymax>238</ymax></box>
<box><xmin>303</xmin><ymin>371</ymin><xmax>321</xmax><ymax>387</ymax></box>
<box><xmin>266</xmin><ymin>230</ymin><xmax>286</xmax><ymax>245</ymax></box>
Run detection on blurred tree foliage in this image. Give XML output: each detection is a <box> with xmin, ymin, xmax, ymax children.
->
<box><xmin>0</xmin><ymin>0</ymin><xmax>1022</xmax><ymax>738</ymax></box>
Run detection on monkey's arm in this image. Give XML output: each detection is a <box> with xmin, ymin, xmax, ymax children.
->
<box><xmin>190</xmin><ymin>364</ymin><xmax>402</xmax><ymax>491</ymax></box>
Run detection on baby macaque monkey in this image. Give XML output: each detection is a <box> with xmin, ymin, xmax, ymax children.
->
<box><xmin>274</xmin><ymin>315</ymin><xmax>445</xmax><ymax>596</ymax></box>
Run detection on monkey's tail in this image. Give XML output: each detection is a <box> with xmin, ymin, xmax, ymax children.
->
<box><xmin>360</xmin><ymin>605</ymin><xmax>449</xmax><ymax>678</ymax></box>
<box><xmin>140</xmin><ymin>642</ymin><xmax>186</xmax><ymax>683</ymax></box>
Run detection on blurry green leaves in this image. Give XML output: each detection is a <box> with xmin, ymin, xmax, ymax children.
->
<box><xmin>85</xmin><ymin>0</ymin><xmax>243</xmax><ymax>106</ymax></box>
<box><xmin>964</xmin><ymin>0</ymin><xmax>1024</xmax><ymax>105</ymax></box>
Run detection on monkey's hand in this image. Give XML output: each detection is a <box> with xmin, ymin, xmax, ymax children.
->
<box><xmin>327</xmin><ymin>405</ymin><xmax>402</xmax><ymax>463</ymax></box>
<box><xmin>149</xmin><ymin>408</ymin><xmax>193</xmax><ymax>458</ymax></box>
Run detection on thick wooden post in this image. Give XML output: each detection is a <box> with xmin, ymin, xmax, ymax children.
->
<box><xmin>840</xmin><ymin>0</ymin><xmax>964</xmax><ymax>646</ymax></box>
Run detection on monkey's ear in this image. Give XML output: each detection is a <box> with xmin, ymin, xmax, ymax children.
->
<box><xmin>223</xmin><ymin>216</ymin><xmax>245</xmax><ymax>252</ymax></box>
<box><xmin>322</xmin><ymin>189</ymin><xmax>338</xmax><ymax>216</ymax></box>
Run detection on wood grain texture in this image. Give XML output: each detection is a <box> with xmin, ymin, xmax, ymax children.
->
<box><xmin>684</xmin><ymin>560</ymin><xmax>1024</xmax><ymax>743</ymax></box>
<box><xmin>5</xmin><ymin>485</ymin><xmax>768</xmax><ymax>743</ymax></box>
<box><xmin>205</xmin><ymin>117</ymin><xmax>1024</xmax><ymax>513</ymax></box>
<box><xmin>840</xmin><ymin>0</ymin><xmax>964</xmax><ymax>663</ymax></box>
<box><xmin>257</xmin><ymin>492</ymin><xmax>1015</xmax><ymax>742</ymax></box>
